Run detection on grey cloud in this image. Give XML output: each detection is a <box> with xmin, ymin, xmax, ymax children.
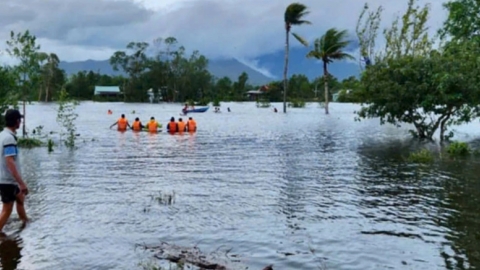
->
<box><xmin>0</xmin><ymin>0</ymin><xmax>449</xmax><ymax>62</ymax></box>
<box><xmin>0</xmin><ymin>0</ymin><xmax>153</xmax><ymax>44</ymax></box>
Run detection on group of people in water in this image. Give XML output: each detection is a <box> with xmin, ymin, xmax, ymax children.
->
<box><xmin>109</xmin><ymin>114</ymin><xmax>197</xmax><ymax>133</ymax></box>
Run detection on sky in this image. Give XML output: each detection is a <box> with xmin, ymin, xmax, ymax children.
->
<box><xmin>0</xmin><ymin>0</ymin><xmax>448</xmax><ymax>72</ymax></box>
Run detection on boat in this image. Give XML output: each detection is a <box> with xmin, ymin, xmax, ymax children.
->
<box><xmin>183</xmin><ymin>106</ymin><xmax>209</xmax><ymax>113</ymax></box>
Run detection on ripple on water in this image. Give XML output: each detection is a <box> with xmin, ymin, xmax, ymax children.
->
<box><xmin>4</xmin><ymin>102</ymin><xmax>480</xmax><ymax>269</ymax></box>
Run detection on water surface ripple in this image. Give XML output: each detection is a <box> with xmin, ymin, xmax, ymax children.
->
<box><xmin>0</xmin><ymin>102</ymin><xmax>478</xmax><ymax>270</ymax></box>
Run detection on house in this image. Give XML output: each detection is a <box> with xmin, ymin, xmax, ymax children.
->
<box><xmin>246</xmin><ymin>85</ymin><xmax>269</xmax><ymax>101</ymax></box>
<box><xmin>94</xmin><ymin>86</ymin><xmax>121</xmax><ymax>97</ymax></box>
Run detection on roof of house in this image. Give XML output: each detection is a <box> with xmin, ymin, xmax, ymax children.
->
<box><xmin>94</xmin><ymin>86</ymin><xmax>121</xmax><ymax>95</ymax></box>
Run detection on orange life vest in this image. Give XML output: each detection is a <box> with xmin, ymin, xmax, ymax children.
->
<box><xmin>187</xmin><ymin>120</ymin><xmax>196</xmax><ymax>132</ymax></box>
<box><xmin>132</xmin><ymin>121</ymin><xmax>141</xmax><ymax>131</ymax></box>
<box><xmin>118</xmin><ymin>118</ymin><xmax>127</xmax><ymax>130</ymax></box>
<box><xmin>148</xmin><ymin>120</ymin><xmax>158</xmax><ymax>132</ymax></box>
<box><xmin>168</xmin><ymin>121</ymin><xmax>177</xmax><ymax>133</ymax></box>
<box><xmin>177</xmin><ymin>121</ymin><xmax>186</xmax><ymax>132</ymax></box>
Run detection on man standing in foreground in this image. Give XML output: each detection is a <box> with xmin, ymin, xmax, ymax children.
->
<box><xmin>0</xmin><ymin>109</ymin><xmax>28</xmax><ymax>232</ymax></box>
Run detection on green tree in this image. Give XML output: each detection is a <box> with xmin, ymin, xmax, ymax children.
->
<box><xmin>6</xmin><ymin>30</ymin><xmax>44</xmax><ymax>137</ymax></box>
<box><xmin>283</xmin><ymin>3</ymin><xmax>311</xmax><ymax>113</ymax></box>
<box><xmin>355</xmin><ymin>0</ymin><xmax>480</xmax><ymax>141</ymax></box>
<box><xmin>440</xmin><ymin>0</ymin><xmax>480</xmax><ymax>41</ymax></box>
<box><xmin>38</xmin><ymin>53</ymin><xmax>64</xmax><ymax>101</ymax></box>
<box><xmin>110</xmin><ymin>42</ymin><xmax>149</xmax><ymax>102</ymax></box>
<box><xmin>355</xmin><ymin>3</ymin><xmax>383</xmax><ymax>69</ymax></box>
<box><xmin>306</xmin><ymin>28</ymin><xmax>354</xmax><ymax>114</ymax></box>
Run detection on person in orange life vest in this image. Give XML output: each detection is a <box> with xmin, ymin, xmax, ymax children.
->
<box><xmin>145</xmin><ymin>117</ymin><xmax>161</xmax><ymax>133</ymax></box>
<box><xmin>167</xmin><ymin>117</ymin><xmax>178</xmax><ymax>133</ymax></box>
<box><xmin>110</xmin><ymin>114</ymin><xmax>131</xmax><ymax>131</ymax></box>
<box><xmin>131</xmin><ymin>117</ymin><xmax>143</xmax><ymax>131</ymax></box>
<box><xmin>177</xmin><ymin>118</ymin><xmax>187</xmax><ymax>133</ymax></box>
<box><xmin>186</xmin><ymin>117</ymin><xmax>197</xmax><ymax>132</ymax></box>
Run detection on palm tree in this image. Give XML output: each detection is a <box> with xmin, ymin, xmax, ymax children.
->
<box><xmin>283</xmin><ymin>3</ymin><xmax>311</xmax><ymax>113</ymax></box>
<box><xmin>307</xmin><ymin>28</ymin><xmax>354</xmax><ymax>114</ymax></box>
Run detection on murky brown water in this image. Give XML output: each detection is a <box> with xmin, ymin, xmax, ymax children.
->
<box><xmin>0</xmin><ymin>102</ymin><xmax>479</xmax><ymax>270</ymax></box>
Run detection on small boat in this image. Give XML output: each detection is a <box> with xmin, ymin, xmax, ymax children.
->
<box><xmin>183</xmin><ymin>106</ymin><xmax>209</xmax><ymax>113</ymax></box>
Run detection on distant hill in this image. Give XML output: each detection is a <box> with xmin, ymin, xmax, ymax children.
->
<box><xmin>59</xmin><ymin>58</ymin><xmax>274</xmax><ymax>85</ymax></box>
<box><xmin>58</xmin><ymin>46</ymin><xmax>362</xmax><ymax>86</ymax></box>
<box><xmin>252</xmin><ymin>46</ymin><xmax>361</xmax><ymax>81</ymax></box>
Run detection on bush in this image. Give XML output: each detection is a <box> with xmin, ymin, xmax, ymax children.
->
<box><xmin>17</xmin><ymin>138</ymin><xmax>43</xmax><ymax>148</ymax></box>
<box><xmin>407</xmin><ymin>149</ymin><xmax>434</xmax><ymax>163</ymax></box>
<box><xmin>288</xmin><ymin>98</ymin><xmax>306</xmax><ymax>108</ymax></box>
<box><xmin>446</xmin><ymin>141</ymin><xmax>470</xmax><ymax>156</ymax></box>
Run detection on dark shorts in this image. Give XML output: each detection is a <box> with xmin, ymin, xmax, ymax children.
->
<box><xmin>0</xmin><ymin>184</ymin><xmax>20</xmax><ymax>204</ymax></box>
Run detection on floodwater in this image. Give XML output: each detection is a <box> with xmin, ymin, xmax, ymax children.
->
<box><xmin>0</xmin><ymin>102</ymin><xmax>479</xmax><ymax>270</ymax></box>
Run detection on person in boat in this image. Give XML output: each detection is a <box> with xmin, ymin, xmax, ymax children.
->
<box><xmin>131</xmin><ymin>117</ymin><xmax>144</xmax><ymax>132</ymax></box>
<box><xmin>110</xmin><ymin>114</ymin><xmax>131</xmax><ymax>131</ymax></box>
<box><xmin>145</xmin><ymin>117</ymin><xmax>161</xmax><ymax>133</ymax></box>
<box><xmin>187</xmin><ymin>117</ymin><xmax>197</xmax><ymax>132</ymax></box>
<box><xmin>167</xmin><ymin>117</ymin><xmax>178</xmax><ymax>133</ymax></box>
<box><xmin>0</xmin><ymin>109</ymin><xmax>29</xmax><ymax>232</ymax></box>
<box><xmin>177</xmin><ymin>118</ymin><xmax>187</xmax><ymax>132</ymax></box>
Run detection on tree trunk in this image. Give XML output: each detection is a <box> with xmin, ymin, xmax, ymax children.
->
<box><xmin>45</xmin><ymin>85</ymin><xmax>49</xmax><ymax>102</ymax></box>
<box><xmin>283</xmin><ymin>25</ymin><xmax>290</xmax><ymax>113</ymax></box>
<box><xmin>22</xmin><ymin>100</ymin><xmax>26</xmax><ymax>138</ymax></box>
<box><xmin>38</xmin><ymin>86</ymin><xmax>42</xmax><ymax>101</ymax></box>
<box><xmin>323</xmin><ymin>61</ymin><xmax>329</xmax><ymax>114</ymax></box>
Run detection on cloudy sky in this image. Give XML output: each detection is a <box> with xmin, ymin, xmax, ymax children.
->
<box><xmin>0</xmin><ymin>0</ymin><xmax>447</xmax><ymax>66</ymax></box>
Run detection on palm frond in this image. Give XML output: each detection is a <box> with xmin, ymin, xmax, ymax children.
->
<box><xmin>285</xmin><ymin>3</ymin><xmax>311</xmax><ymax>25</ymax></box>
<box><xmin>306</xmin><ymin>27</ymin><xmax>354</xmax><ymax>64</ymax></box>
<box><xmin>292</xmin><ymin>32</ymin><xmax>309</xmax><ymax>47</ymax></box>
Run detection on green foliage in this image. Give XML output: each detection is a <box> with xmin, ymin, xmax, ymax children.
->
<box><xmin>440</xmin><ymin>0</ymin><xmax>480</xmax><ymax>41</ymax></box>
<box><xmin>56</xmin><ymin>89</ymin><xmax>78</xmax><ymax>149</ymax></box>
<box><xmin>306</xmin><ymin>28</ymin><xmax>354</xmax><ymax>114</ymax></box>
<box><xmin>446</xmin><ymin>141</ymin><xmax>470</xmax><ymax>156</ymax></box>
<box><xmin>356</xmin><ymin>3</ymin><xmax>383</xmax><ymax>68</ymax></box>
<box><xmin>288</xmin><ymin>98</ymin><xmax>306</xmax><ymax>108</ymax></box>
<box><xmin>6</xmin><ymin>30</ymin><xmax>44</xmax><ymax>137</ymax></box>
<box><xmin>283</xmin><ymin>3</ymin><xmax>311</xmax><ymax>113</ymax></box>
<box><xmin>407</xmin><ymin>149</ymin><xmax>434</xmax><ymax>163</ymax></box>
<box><xmin>17</xmin><ymin>138</ymin><xmax>43</xmax><ymax>148</ymax></box>
<box><xmin>256</xmin><ymin>99</ymin><xmax>271</xmax><ymax>108</ymax></box>
<box><xmin>212</xmin><ymin>99</ymin><xmax>220</xmax><ymax>107</ymax></box>
<box><xmin>355</xmin><ymin>0</ymin><xmax>480</xmax><ymax>141</ymax></box>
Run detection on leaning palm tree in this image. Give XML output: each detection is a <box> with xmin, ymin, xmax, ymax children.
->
<box><xmin>283</xmin><ymin>3</ymin><xmax>311</xmax><ymax>113</ymax></box>
<box><xmin>307</xmin><ymin>28</ymin><xmax>354</xmax><ymax>114</ymax></box>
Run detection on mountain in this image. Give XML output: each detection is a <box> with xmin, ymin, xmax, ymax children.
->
<box><xmin>58</xmin><ymin>46</ymin><xmax>362</xmax><ymax>86</ymax></box>
<box><xmin>250</xmin><ymin>46</ymin><xmax>361</xmax><ymax>81</ymax></box>
<box><xmin>59</xmin><ymin>58</ymin><xmax>274</xmax><ymax>85</ymax></box>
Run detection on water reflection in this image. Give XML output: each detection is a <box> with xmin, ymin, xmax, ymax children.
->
<box><xmin>356</xmin><ymin>141</ymin><xmax>480</xmax><ymax>269</ymax></box>
<box><xmin>0</xmin><ymin>233</ymin><xmax>23</xmax><ymax>270</ymax></box>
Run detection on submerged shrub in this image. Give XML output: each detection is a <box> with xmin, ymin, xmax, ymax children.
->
<box><xmin>446</xmin><ymin>141</ymin><xmax>470</xmax><ymax>156</ymax></box>
<box><xmin>17</xmin><ymin>138</ymin><xmax>43</xmax><ymax>148</ymax></box>
<box><xmin>288</xmin><ymin>98</ymin><xmax>306</xmax><ymax>108</ymax></box>
<box><xmin>407</xmin><ymin>149</ymin><xmax>434</xmax><ymax>163</ymax></box>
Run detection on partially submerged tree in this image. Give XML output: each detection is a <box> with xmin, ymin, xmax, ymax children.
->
<box><xmin>355</xmin><ymin>0</ymin><xmax>480</xmax><ymax>141</ymax></box>
<box><xmin>306</xmin><ymin>28</ymin><xmax>354</xmax><ymax>114</ymax></box>
<box><xmin>283</xmin><ymin>2</ymin><xmax>311</xmax><ymax>113</ymax></box>
<box><xmin>110</xmin><ymin>42</ymin><xmax>149</xmax><ymax>102</ymax></box>
<box><xmin>440</xmin><ymin>0</ymin><xmax>480</xmax><ymax>41</ymax></box>
<box><xmin>6</xmin><ymin>30</ymin><xmax>43</xmax><ymax>137</ymax></box>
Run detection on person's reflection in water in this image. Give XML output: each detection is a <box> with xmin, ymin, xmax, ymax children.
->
<box><xmin>0</xmin><ymin>232</ymin><xmax>22</xmax><ymax>270</ymax></box>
